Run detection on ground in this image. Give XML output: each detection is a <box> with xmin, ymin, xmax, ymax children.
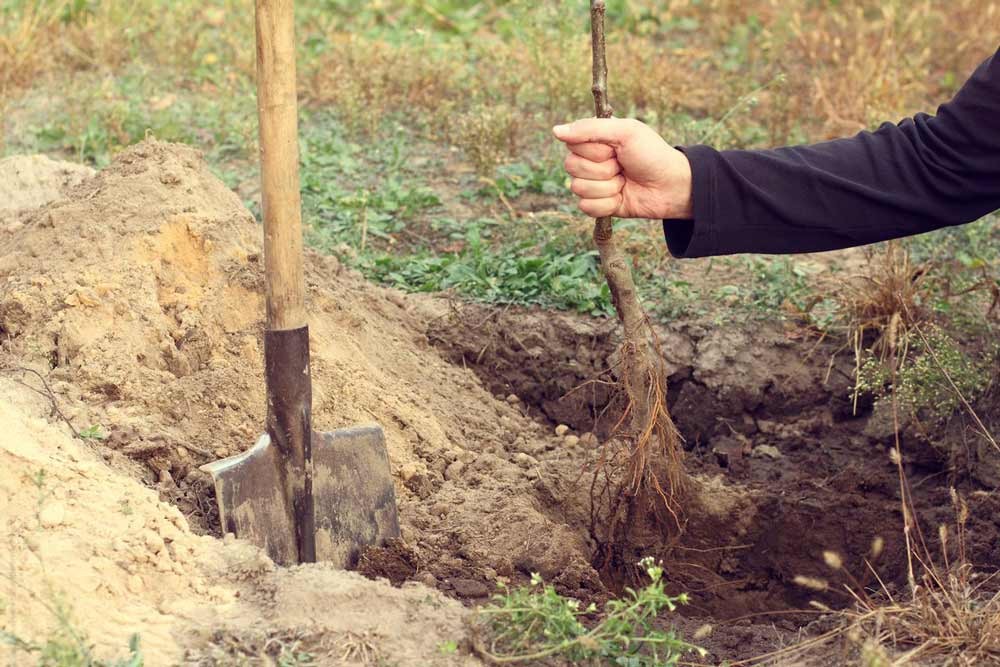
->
<box><xmin>2</xmin><ymin>143</ymin><xmax>998</xmax><ymax>666</ymax></box>
<box><xmin>2</xmin><ymin>2</ymin><xmax>999</xmax><ymax>665</ymax></box>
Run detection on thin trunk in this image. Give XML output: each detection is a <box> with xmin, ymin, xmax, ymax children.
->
<box><xmin>589</xmin><ymin>0</ymin><xmax>688</xmax><ymax>537</ymax></box>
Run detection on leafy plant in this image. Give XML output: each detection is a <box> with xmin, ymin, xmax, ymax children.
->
<box><xmin>476</xmin><ymin>557</ymin><xmax>704</xmax><ymax>665</ymax></box>
<box><xmin>364</xmin><ymin>229</ymin><xmax>613</xmax><ymax>316</ymax></box>
<box><xmin>855</xmin><ymin>324</ymin><xmax>994</xmax><ymax>423</ymax></box>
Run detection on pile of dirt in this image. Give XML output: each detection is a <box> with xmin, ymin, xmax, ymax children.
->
<box><xmin>4</xmin><ymin>141</ymin><xmax>997</xmax><ymax>664</ymax></box>
<box><xmin>0</xmin><ymin>154</ymin><xmax>94</xmax><ymax>230</ymax></box>
<box><xmin>0</xmin><ymin>140</ymin><xmax>604</xmax><ymax>614</ymax></box>
<box><xmin>0</xmin><ymin>379</ymin><xmax>474</xmax><ymax>665</ymax></box>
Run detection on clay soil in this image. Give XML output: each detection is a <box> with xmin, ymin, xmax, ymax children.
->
<box><xmin>2</xmin><ymin>142</ymin><xmax>998</xmax><ymax>666</ymax></box>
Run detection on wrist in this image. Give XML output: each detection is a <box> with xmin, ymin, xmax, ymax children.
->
<box><xmin>665</xmin><ymin>154</ymin><xmax>693</xmax><ymax>219</ymax></box>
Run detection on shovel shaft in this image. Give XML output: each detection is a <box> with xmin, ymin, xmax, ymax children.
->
<box><xmin>265</xmin><ymin>327</ymin><xmax>315</xmax><ymax>562</ymax></box>
<box><xmin>256</xmin><ymin>0</ymin><xmax>306</xmax><ymax>331</ymax></box>
<box><xmin>256</xmin><ymin>0</ymin><xmax>314</xmax><ymax>563</ymax></box>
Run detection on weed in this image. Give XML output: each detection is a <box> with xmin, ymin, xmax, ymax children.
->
<box><xmin>363</xmin><ymin>233</ymin><xmax>613</xmax><ymax>316</ymax></box>
<box><xmin>474</xmin><ymin>557</ymin><xmax>704</xmax><ymax>665</ymax></box>
<box><xmin>856</xmin><ymin>325</ymin><xmax>994</xmax><ymax>424</ymax></box>
<box><xmin>1</xmin><ymin>591</ymin><xmax>142</xmax><ymax>667</ymax></box>
<box><xmin>453</xmin><ymin>104</ymin><xmax>519</xmax><ymax>177</ymax></box>
<box><xmin>77</xmin><ymin>425</ymin><xmax>106</xmax><ymax>441</ymax></box>
<box><xmin>488</xmin><ymin>161</ymin><xmax>566</xmax><ymax>199</ymax></box>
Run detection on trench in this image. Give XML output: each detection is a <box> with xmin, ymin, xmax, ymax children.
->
<box><xmin>420</xmin><ymin>302</ymin><xmax>1000</xmax><ymax>624</ymax></box>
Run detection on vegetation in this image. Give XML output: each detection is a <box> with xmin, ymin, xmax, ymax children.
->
<box><xmin>475</xmin><ymin>557</ymin><xmax>704</xmax><ymax>665</ymax></box>
<box><xmin>1</xmin><ymin>622</ymin><xmax>142</xmax><ymax>667</ymax></box>
<box><xmin>3</xmin><ymin>0</ymin><xmax>998</xmax><ymax>324</ymax></box>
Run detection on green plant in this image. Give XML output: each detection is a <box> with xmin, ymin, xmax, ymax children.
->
<box><xmin>475</xmin><ymin>557</ymin><xmax>704</xmax><ymax>665</ymax></box>
<box><xmin>1</xmin><ymin>593</ymin><xmax>142</xmax><ymax>667</ymax></box>
<box><xmin>363</xmin><ymin>229</ymin><xmax>613</xmax><ymax>316</ymax></box>
<box><xmin>855</xmin><ymin>325</ymin><xmax>994</xmax><ymax>423</ymax></box>
<box><xmin>77</xmin><ymin>425</ymin><xmax>106</xmax><ymax>441</ymax></box>
<box><xmin>487</xmin><ymin>161</ymin><xmax>566</xmax><ymax>199</ymax></box>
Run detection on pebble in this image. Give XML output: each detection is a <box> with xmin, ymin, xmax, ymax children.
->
<box><xmin>38</xmin><ymin>502</ymin><xmax>66</xmax><ymax>528</ymax></box>
<box><xmin>505</xmin><ymin>394</ymin><xmax>520</xmax><ymax>405</ymax></box>
<box><xmin>580</xmin><ymin>432</ymin><xmax>599</xmax><ymax>448</ymax></box>
<box><xmin>155</xmin><ymin>552</ymin><xmax>173</xmax><ymax>572</ymax></box>
<box><xmin>127</xmin><ymin>574</ymin><xmax>144</xmax><ymax>594</ymax></box>
<box><xmin>563</xmin><ymin>435</ymin><xmax>580</xmax><ymax>448</ymax></box>
<box><xmin>554</xmin><ymin>424</ymin><xmax>570</xmax><ymax>436</ymax></box>
<box><xmin>751</xmin><ymin>444</ymin><xmax>783</xmax><ymax>460</ymax></box>
<box><xmin>143</xmin><ymin>529</ymin><xmax>166</xmax><ymax>554</ymax></box>
<box><xmin>444</xmin><ymin>460</ymin><xmax>465</xmax><ymax>481</ymax></box>
<box><xmin>451</xmin><ymin>578</ymin><xmax>490</xmax><ymax>598</ymax></box>
<box><xmin>415</xmin><ymin>571</ymin><xmax>438</xmax><ymax>588</ymax></box>
<box><xmin>399</xmin><ymin>462</ymin><xmax>420</xmax><ymax>482</ymax></box>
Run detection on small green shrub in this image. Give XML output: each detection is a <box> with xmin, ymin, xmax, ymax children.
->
<box><xmin>476</xmin><ymin>557</ymin><xmax>704</xmax><ymax>665</ymax></box>
<box><xmin>856</xmin><ymin>325</ymin><xmax>994</xmax><ymax>422</ymax></box>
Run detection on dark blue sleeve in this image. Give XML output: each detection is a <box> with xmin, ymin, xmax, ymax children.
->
<box><xmin>664</xmin><ymin>46</ymin><xmax>1000</xmax><ymax>257</ymax></box>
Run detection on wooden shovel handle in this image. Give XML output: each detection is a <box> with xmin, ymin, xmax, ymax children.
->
<box><xmin>256</xmin><ymin>0</ymin><xmax>306</xmax><ymax>331</ymax></box>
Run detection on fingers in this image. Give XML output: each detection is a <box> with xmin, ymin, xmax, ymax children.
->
<box><xmin>570</xmin><ymin>175</ymin><xmax>625</xmax><ymax>199</ymax></box>
<box><xmin>578</xmin><ymin>195</ymin><xmax>622</xmax><ymax>219</ymax></box>
<box><xmin>552</xmin><ymin>117</ymin><xmax>639</xmax><ymax>146</ymax></box>
<box><xmin>564</xmin><ymin>153</ymin><xmax>620</xmax><ymax>180</ymax></box>
<box><xmin>566</xmin><ymin>142</ymin><xmax>615</xmax><ymax>162</ymax></box>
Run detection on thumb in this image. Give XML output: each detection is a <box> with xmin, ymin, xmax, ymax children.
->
<box><xmin>552</xmin><ymin>117</ymin><xmax>636</xmax><ymax>145</ymax></box>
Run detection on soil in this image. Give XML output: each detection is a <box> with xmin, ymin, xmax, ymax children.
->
<box><xmin>2</xmin><ymin>141</ymin><xmax>997</xmax><ymax>665</ymax></box>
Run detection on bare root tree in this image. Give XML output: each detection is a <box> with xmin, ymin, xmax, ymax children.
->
<box><xmin>587</xmin><ymin>0</ymin><xmax>691</xmax><ymax>576</ymax></box>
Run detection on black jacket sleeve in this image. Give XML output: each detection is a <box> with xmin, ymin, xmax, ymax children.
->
<box><xmin>664</xmin><ymin>46</ymin><xmax>1000</xmax><ymax>258</ymax></box>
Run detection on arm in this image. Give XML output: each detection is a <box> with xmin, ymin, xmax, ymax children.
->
<box><xmin>667</xmin><ymin>46</ymin><xmax>1000</xmax><ymax>257</ymax></box>
<box><xmin>553</xmin><ymin>46</ymin><xmax>1000</xmax><ymax>258</ymax></box>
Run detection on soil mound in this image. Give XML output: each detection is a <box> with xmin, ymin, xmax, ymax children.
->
<box><xmin>0</xmin><ymin>379</ymin><xmax>474</xmax><ymax>665</ymax></box>
<box><xmin>0</xmin><ymin>139</ymin><xmax>598</xmax><ymax>604</ymax></box>
<box><xmin>0</xmin><ymin>154</ymin><xmax>94</xmax><ymax>230</ymax></box>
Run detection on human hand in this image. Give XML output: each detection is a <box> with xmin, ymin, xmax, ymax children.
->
<box><xmin>552</xmin><ymin>118</ymin><xmax>693</xmax><ymax>220</ymax></box>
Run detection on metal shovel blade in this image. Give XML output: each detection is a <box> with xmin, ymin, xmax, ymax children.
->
<box><xmin>202</xmin><ymin>424</ymin><xmax>400</xmax><ymax>567</ymax></box>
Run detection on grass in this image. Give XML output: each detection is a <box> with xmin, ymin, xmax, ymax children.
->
<box><xmin>4</xmin><ymin>0</ymin><xmax>999</xmax><ymax>324</ymax></box>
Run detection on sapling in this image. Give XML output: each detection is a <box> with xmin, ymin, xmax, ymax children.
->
<box><xmin>587</xmin><ymin>0</ymin><xmax>691</xmax><ymax>566</ymax></box>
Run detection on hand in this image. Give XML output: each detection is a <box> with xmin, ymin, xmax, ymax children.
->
<box><xmin>552</xmin><ymin>118</ymin><xmax>693</xmax><ymax>220</ymax></box>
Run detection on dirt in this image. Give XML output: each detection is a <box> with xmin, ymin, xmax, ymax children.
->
<box><xmin>2</xmin><ymin>141</ymin><xmax>997</xmax><ymax>665</ymax></box>
<box><xmin>0</xmin><ymin>154</ymin><xmax>94</xmax><ymax>231</ymax></box>
<box><xmin>0</xmin><ymin>379</ymin><xmax>475</xmax><ymax>666</ymax></box>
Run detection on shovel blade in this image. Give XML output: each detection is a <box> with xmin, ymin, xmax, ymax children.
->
<box><xmin>201</xmin><ymin>434</ymin><xmax>299</xmax><ymax>565</ymax></box>
<box><xmin>312</xmin><ymin>425</ymin><xmax>400</xmax><ymax>567</ymax></box>
<box><xmin>201</xmin><ymin>424</ymin><xmax>399</xmax><ymax>567</ymax></box>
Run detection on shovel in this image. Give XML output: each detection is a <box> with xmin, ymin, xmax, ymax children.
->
<box><xmin>201</xmin><ymin>0</ymin><xmax>399</xmax><ymax>566</ymax></box>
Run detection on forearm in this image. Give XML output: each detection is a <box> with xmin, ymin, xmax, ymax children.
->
<box><xmin>665</xmin><ymin>46</ymin><xmax>1000</xmax><ymax>258</ymax></box>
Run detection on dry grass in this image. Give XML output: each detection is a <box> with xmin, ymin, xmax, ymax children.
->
<box><xmin>839</xmin><ymin>242</ymin><xmax>930</xmax><ymax>366</ymax></box>
<box><xmin>761</xmin><ymin>494</ymin><xmax>1000</xmax><ymax>666</ymax></box>
<box><xmin>3</xmin><ymin>1</ymin><xmax>997</xmax><ymax>168</ymax></box>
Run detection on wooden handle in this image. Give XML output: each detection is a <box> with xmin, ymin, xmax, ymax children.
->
<box><xmin>256</xmin><ymin>0</ymin><xmax>306</xmax><ymax>331</ymax></box>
